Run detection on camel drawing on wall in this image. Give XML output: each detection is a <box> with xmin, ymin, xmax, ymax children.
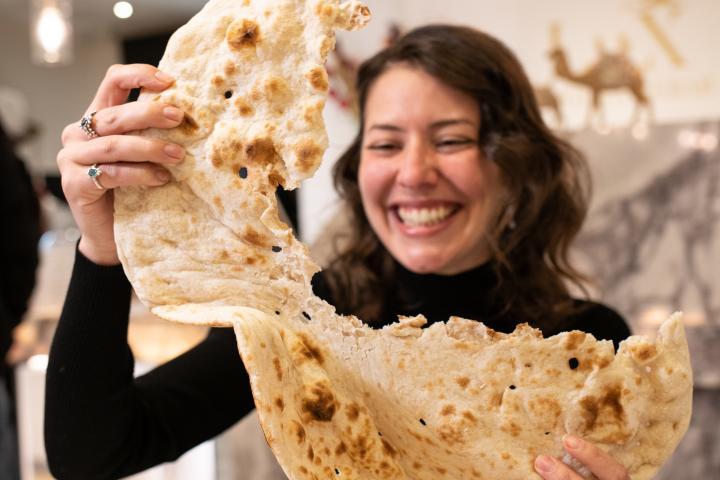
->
<box><xmin>548</xmin><ymin>25</ymin><xmax>652</xmax><ymax>129</ymax></box>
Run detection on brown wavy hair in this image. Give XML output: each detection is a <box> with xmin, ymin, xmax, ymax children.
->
<box><xmin>324</xmin><ymin>24</ymin><xmax>591</xmax><ymax>331</ymax></box>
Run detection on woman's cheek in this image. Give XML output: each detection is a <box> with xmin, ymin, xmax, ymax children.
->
<box><xmin>359</xmin><ymin>158</ymin><xmax>394</xmax><ymax>199</ymax></box>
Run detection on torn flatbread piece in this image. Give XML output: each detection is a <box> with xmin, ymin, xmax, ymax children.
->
<box><xmin>114</xmin><ymin>0</ymin><xmax>370</xmax><ymax>316</ymax></box>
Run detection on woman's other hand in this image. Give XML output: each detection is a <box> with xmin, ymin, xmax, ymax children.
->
<box><xmin>57</xmin><ymin>64</ymin><xmax>186</xmax><ymax>265</ymax></box>
<box><xmin>535</xmin><ymin>435</ymin><xmax>629</xmax><ymax>480</ymax></box>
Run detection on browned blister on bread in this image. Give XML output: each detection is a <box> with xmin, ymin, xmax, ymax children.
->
<box><xmin>114</xmin><ymin>1</ymin><xmax>691</xmax><ymax>479</ymax></box>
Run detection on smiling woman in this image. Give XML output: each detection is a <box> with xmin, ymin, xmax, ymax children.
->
<box><xmin>326</xmin><ymin>25</ymin><xmax>596</xmax><ymax>333</ymax></box>
<box><xmin>359</xmin><ymin>65</ymin><xmax>504</xmax><ymax>275</ymax></box>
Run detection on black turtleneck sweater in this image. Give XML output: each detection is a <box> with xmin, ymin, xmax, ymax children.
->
<box><xmin>45</xmin><ymin>249</ymin><xmax>630</xmax><ymax>480</ymax></box>
<box><xmin>356</xmin><ymin>261</ymin><xmax>630</xmax><ymax>346</ymax></box>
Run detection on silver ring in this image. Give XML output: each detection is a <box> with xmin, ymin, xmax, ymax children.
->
<box><xmin>80</xmin><ymin>111</ymin><xmax>99</xmax><ymax>139</ymax></box>
<box><xmin>87</xmin><ymin>164</ymin><xmax>105</xmax><ymax>190</ymax></box>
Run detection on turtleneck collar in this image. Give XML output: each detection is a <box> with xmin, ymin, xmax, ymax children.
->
<box><xmin>385</xmin><ymin>260</ymin><xmax>506</xmax><ymax>329</ymax></box>
<box><xmin>393</xmin><ymin>260</ymin><xmax>497</xmax><ymax>292</ymax></box>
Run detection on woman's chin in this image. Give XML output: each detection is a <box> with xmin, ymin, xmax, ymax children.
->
<box><xmin>395</xmin><ymin>254</ymin><xmax>450</xmax><ymax>275</ymax></box>
<box><xmin>394</xmin><ymin>247</ymin><xmax>490</xmax><ymax>276</ymax></box>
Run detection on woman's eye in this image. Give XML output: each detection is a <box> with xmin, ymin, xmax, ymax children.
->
<box><xmin>436</xmin><ymin>138</ymin><xmax>476</xmax><ymax>150</ymax></box>
<box><xmin>367</xmin><ymin>143</ymin><xmax>400</xmax><ymax>152</ymax></box>
<box><xmin>437</xmin><ymin>139</ymin><xmax>474</xmax><ymax>148</ymax></box>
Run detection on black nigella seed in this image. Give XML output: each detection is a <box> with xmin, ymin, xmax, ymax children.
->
<box><xmin>275</xmin><ymin>311</ymin><xmax>280</xmax><ymax>315</ymax></box>
<box><xmin>302</xmin><ymin>311</ymin><xmax>311</xmax><ymax>321</ymax></box>
<box><xmin>569</xmin><ymin>358</ymin><xmax>579</xmax><ymax>370</ymax></box>
<box><xmin>509</xmin><ymin>385</ymin><xmax>516</xmax><ymax>390</ymax></box>
<box><xmin>419</xmin><ymin>418</ymin><xmax>426</xmax><ymax>426</ymax></box>
<box><xmin>239</xmin><ymin>167</ymin><xmax>248</xmax><ymax>179</ymax></box>
<box><xmin>545</xmin><ymin>432</ymin><xmax>550</xmax><ymax>435</ymax></box>
<box><xmin>272</xmin><ymin>246</ymin><xmax>282</xmax><ymax>253</ymax></box>
<box><xmin>335</xmin><ymin>468</ymin><xmax>340</xmax><ymax>475</ymax></box>
<box><xmin>224</xmin><ymin>90</ymin><xmax>233</xmax><ymax>99</ymax></box>
<box><xmin>378</xmin><ymin>432</ymin><xmax>383</xmax><ymax>437</ymax></box>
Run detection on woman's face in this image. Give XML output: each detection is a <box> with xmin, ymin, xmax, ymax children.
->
<box><xmin>358</xmin><ymin>65</ymin><xmax>505</xmax><ymax>275</ymax></box>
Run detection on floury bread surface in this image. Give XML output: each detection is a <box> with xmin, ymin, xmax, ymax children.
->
<box><xmin>112</xmin><ymin>1</ymin><xmax>693</xmax><ymax>478</ymax></box>
<box><xmin>114</xmin><ymin>0</ymin><xmax>370</xmax><ymax>315</ymax></box>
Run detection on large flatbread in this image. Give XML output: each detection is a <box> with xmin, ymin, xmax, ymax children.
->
<box><xmin>113</xmin><ymin>1</ymin><xmax>693</xmax><ymax>479</ymax></box>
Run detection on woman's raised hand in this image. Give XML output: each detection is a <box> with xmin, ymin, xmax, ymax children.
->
<box><xmin>57</xmin><ymin>64</ymin><xmax>186</xmax><ymax>265</ymax></box>
<box><xmin>535</xmin><ymin>435</ymin><xmax>630</xmax><ymax>480</ymax></box>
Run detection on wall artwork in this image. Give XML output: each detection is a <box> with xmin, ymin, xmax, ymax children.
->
<box><xmin>548</xmin><ymin>24</ymin><xmax>651</xmax><ymax>130</ymax></box>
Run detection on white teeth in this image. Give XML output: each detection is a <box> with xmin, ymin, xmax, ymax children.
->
<box><xmin>397</xmin><ymin>206</ymin><xmax>454</xmax><ymax>227</ymax></box>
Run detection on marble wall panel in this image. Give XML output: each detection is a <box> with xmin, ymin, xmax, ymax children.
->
<box><xmin>573</xmin><ymin>120</ymin><xmax>720</xmax><ymax>477</ymax></box>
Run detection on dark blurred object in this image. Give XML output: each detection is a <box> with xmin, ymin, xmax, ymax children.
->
<box><xmin>43</xmin><ymin>175</ymin><xmax>66</xmax><ymax>204</ymax></box>
<box><xmin>0</xmin><ymin>118</ymin><xmax>41</xmax><ymax>480</ymax></box>
<box><xmin>0</xmin><ymin>120</ymin><xmax>41</xmax><ymax>376</ymax></box>
<box><xmin>122</xmin><ymin>32</ymin><xmax>175</xmax><ymax>102</ymax></box>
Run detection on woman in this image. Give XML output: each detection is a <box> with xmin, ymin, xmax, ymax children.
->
<box><xmin>46</xmin><ymin>25</ymin><xmax>631</xmax><ymax>480</ymax></box>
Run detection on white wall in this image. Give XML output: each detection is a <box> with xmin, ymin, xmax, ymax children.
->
<box><xmin>0</xmin><ymin>20</ymin><xmax>121</xmax><ymax>174</ymax></box>
<box><xmin>301</xmin><ymin>0</ymin><xmax>720</xmax><ymax>243</ymax></box>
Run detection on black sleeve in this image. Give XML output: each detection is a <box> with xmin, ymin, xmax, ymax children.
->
<box><xmin>44</xmin><ymin>248</ymin><xmax>256</xmax><ymax>480</ymax></box>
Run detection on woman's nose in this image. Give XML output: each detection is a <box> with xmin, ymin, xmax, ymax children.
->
<box><xmin>396</xmin><ymin>141</ymin><xmax>438</xmax><ymax>188</ymax></box>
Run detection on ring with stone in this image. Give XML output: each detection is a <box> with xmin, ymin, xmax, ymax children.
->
<box><xmin>79</xmin><ymin>111</ymin><xmax>99</xmax><ymax>139</ymax></box>
<box><xmin>87</xmin><ymin>164</ymin><xmax>105</xmax><ymax>190</ymax></box>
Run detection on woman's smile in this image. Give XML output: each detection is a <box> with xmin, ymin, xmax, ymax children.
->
<box><xmin>390</xmin><ymin>201</ymin><xmax>461</xmax><ymax>235</ymax></box>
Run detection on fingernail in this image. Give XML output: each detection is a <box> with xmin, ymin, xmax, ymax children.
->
<box><xmin>564</xmin><ymin>434</ymin><xmax>582</xmax><ymax>450</ymax></box>
<box><xmin>163</xmin><ymin>106</ymin><xmax>183</xmax><ymax>122</ymax></box>
<box><xmin>164</xmin><ymin>144</ymin><xmax>185</xmax><ymax>159</ymax></box>
<box><xmin>535</xmin><ymin>455</ymin><xmax>554</xmax><ymax>473</ymax></box>
<box><xmin>155</xmin><ymin>169</ymin><xmax>171</xmax><ymax>183</ymax></box>
<box><xmin>155</xmin><ymin>71</ymin><xmax>175</xmax><ymax>84</ymax></box>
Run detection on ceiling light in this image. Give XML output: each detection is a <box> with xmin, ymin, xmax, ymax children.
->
<box><xmin>113</xmin><ymin>1</ymin><xmax>134</xmax><ymax>19</ymax></box>
<box><xmin>30</xmin><ymin>0</ymin><xmax>73</xmax><ymax>66</ymax></box>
